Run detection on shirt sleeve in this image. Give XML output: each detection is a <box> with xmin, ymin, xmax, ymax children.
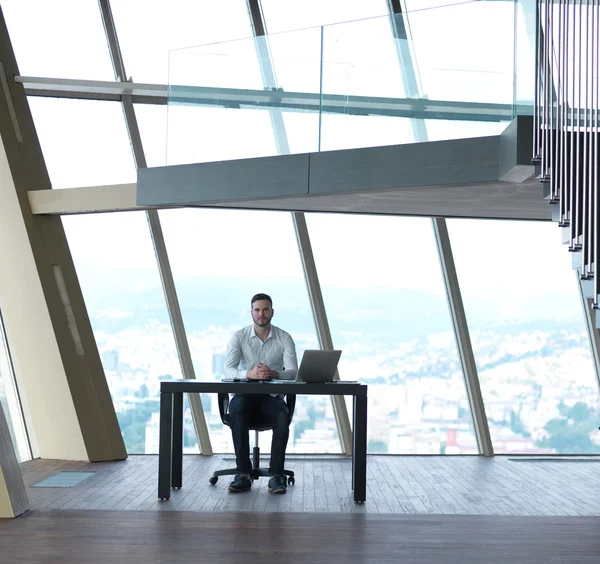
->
<box><xmin>224</xmin><ymin>333</ymin><xmax>246</xmax><ymax>379</ymax></box>
<box><xmin>277</xmin><ymin>333</ymin><xmax>298</xmax><ymax>381</ymax></box>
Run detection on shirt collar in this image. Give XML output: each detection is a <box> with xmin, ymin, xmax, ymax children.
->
<box><xmin>251</xmin><ymin>325</ymin><xmax>273</xmax><ymax>341</ymax></box>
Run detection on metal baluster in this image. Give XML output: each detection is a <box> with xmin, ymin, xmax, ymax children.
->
<box><xmin>592</xmin><ymin>0</ymin><xmax>600</xmax><ymax>308</ymax></box>
<box><xmin>582</xmin><ymin>0</ymin><xmax>590</xmax><ymax>274</ymax></box>
<box><xmin>570</xmin><ymin>0</ymin><xmax>577</xmax><ymax>243</ymax></box>
<box><xmin>550</xmin><ymin>0</ymin><xmax>556</xmax><ymax>200</ymax></box>
<box><xmin>575</xmin><ymin>0</ymin><xmax>583</xmax><ymax>250</ymax></box>
<box><xmin>563</xmin><ymin>0</ymin><xmax>570</xmax><ymax>224</ymax></box>
<box><xmin>543</xmin><ymin>0</ymin><xmax>550</xmax><ymax>180</ymax></box>
<box><xmin>557</xmin><ymin>0</ymin><xmax>565</xmax><ymax>221</ymax></box>
<box><xmin>588</xmin><ymin>0</ymin><xmax>596</xmax><ymax>276</ymax></box>
<box><xmin>534</xmin><ymin>0</ymin><xmax>541</xmax><ymax>161</ymax></box>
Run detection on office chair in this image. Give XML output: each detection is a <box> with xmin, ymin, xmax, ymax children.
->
<box><xmin>209</xmin><ymin>392</ymin><xmax>296</xmax><ymax>486</ymax></box>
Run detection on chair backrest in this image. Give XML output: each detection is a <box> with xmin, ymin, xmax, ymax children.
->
<box><xmin>218</xmin><ymin>393</ymin><xmax>296</xmax><ymax>431</ymax></box>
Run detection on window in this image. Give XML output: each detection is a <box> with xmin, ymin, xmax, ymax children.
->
<box><xmin>448</xmin><ymin>219</ymin><xmax>600</xmax><ymax>454</ymax></box>
<box><xmin>0</xmin><ymin>311</ymin><xmax>31</xmax><ymax>462</ymax></box>
<box><xmin>1</xmin><ymin>0</ymin><xmax>114</xmax><ymax>79</ymax></box>
<box><xmin>307</xmin><ymin>213</ymin><xmax>478</xmax><ymax>454</ymax></box>
<box><xmin>29</xmin><ymin>98</ymin><xmax>136</xmax><ymax>189</ymax></box>
<box><xmin>110</xmin><ymin>0</ymin><xmax>253</xmax><ymax>84</ymax></box>
<box><xmin>63</xmin><ymin>212</ymin><xmax>181</xmax><ymax>454</ymax></box>
<box><xmin>158</xmin><ymin>207</ymin><xmax>343</xmax><ymax>453</ymax></box>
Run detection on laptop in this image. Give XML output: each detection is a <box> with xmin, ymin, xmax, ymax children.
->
<box><xmin>295</xmin><ymin>350</ymin><xmax>342</xmax><ymax>383</ymax></box>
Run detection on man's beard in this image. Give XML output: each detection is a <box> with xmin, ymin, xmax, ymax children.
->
<box><xmin>254</xmin><ymin>318</ymin><xmax>270</xmax><ymax>327</ymax></box>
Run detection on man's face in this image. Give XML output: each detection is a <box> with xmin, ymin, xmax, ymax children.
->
<box><xmin>251</xmin><ymin>300</ymin><xmax>273</xmax><ymax>327</ymax></box>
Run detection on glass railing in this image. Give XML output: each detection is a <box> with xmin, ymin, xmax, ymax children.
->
<box><xmin>167</xmin><ymin>2</ymin><xmax>533</xmax><ymax>166</ymax></box>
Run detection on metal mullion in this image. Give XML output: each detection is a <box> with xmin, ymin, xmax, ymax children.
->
<box><xmin>387</xmin><ymin>1</ymin><xmax>490</xmax><ymax>455</ymax></box>
<box><xmin>97</xmin><ymin>0</ymin><xmax>212</xmax><ymax>455</ymax></box>
<box><xmin>248</xmin><ymin>0</ymin><xmax>352</xmax><ymax>454</ymax></box>
<box><xmin>432</xmin><ymin>219</ymin><xmax>493</xmax><ymax>456</ymax></box>
<box><xmin>577</xmin><ymin>272</ymin><xmax>600</xmax><ymax>391</ymax></box>
<box><xmin>292</xmin><ymin>214</ymin><xmax>354</xmax><ymax>455</ymax></box>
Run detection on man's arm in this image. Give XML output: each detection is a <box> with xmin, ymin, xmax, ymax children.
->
<box><xmin>223</xmin><ymin>333</ymin><xmax>246</xmax><ymax>379</ymax></box>
<box><xmin>276</xmin><ymin>333</ymin><xmax>298</xmax><ymax>381</ymax></box>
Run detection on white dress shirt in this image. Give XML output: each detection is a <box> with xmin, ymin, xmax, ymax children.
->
<box><xmin>224</xmin><ymin>324</ymin><xmax>298</xmax><ymax>383</ymax></box>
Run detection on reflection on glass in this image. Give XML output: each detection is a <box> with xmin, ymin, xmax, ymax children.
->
<box><xmin>307</xmin><ymin>213</ymin><xmax>478</xmax><ymax>454</ymax></box>
<box><xmin>2</xmin><ymin>0</ymin><xmax>114</xmax><ymax>79</ymax></box>
<box><xmin>448</xmin><ymin>219</ymin><xmax>600</xmax><ymax>454</ymax></box>
<box><xmin>110</xmin><ymin>0</ymin><xmax>253</xmax><ymax>84</ymax></box>
<box><xmin>0</xmin><ymin>312</ymin><xmax>30</xmax><ymax>462</ymax></box>
<box><xmin>29</xmin><ymin>98</ymin><xmax>137</xmax><ymax>189</ymax></box>
<box><xmin>63</xmin><ymin>213</ymin><xmax>182</xmax><ymax>455</ymax></box>
<box><xmin>158</xmin><ymin>207</ymin><xmax>342</xmax><ymax>454</ymax></box>
<box><xmin>260</xmin><ymin>0</ymin><xmax>389</xmax><ymax>34</ymax></box>
<box><xmin>167</xmin><ymin>7</ymin><xmax>517</xmax><ymax>164</ymax></box>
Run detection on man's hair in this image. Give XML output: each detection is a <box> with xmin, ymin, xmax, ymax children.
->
<box><xmin>251</xmin><ymin>293</ymin><xmax>273</xmax><ymax>308</ymax></box>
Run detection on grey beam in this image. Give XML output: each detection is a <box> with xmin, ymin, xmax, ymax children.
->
<box><xmin>17</xmin><ymin>76</ymin><xmax>518</xmax><ymax>122</ymax></box>
<box><xmin>249</xmin><ymin>0</ymin><xmax>353</xmax><ymax>454</ymax></box>
<box><xmin>98</xmin><ymin>0</ymin><xmax>212</xmax><ymax>455</ymax></box>
<box><xmin>433</xmin><ymin>218</ymin><xmax>493</xmax><ymax>456</ymax></box>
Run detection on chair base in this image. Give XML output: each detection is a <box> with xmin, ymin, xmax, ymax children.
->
<box><xmin>210</xmin><ymin>446</ymin><xmax>295</xmax><ymax>485</ymax></box>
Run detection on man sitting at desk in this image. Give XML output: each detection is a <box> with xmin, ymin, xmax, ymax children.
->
<box><xmin>223</xmin><ymin>293</ymin><xmax>298</xmax><ymax>494</ymax></box>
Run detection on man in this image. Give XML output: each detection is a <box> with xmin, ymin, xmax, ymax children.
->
<box><xmin>223</xmin><ymin>293</ymin><xmax>298</xmax><ymax>494</ymax></box>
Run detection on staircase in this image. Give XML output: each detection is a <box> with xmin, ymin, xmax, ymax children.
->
<box><xmin>533</xmin><ymin>0</ymin><xmax>600</xmax><ymax>322</ymax></box>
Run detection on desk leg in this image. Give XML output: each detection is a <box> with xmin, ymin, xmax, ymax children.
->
<box><xmin>172</xmin><ymin>393</ymin><xmax>184</xmax><ymax>488</ymax></box>
<box><xmin>158</xmin><ymin>392</ymin><xmax>173</xmax><ymax>500</ymax></box>
<box><xmin>352</xmin><ymin>394</ymin><xmax>367</xmax><ymax>503</ymax></box>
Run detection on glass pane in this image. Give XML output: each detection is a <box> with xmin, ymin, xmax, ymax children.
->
<box><xmin>29</xmin><ymin>98</ymin><xmax>136</xmax><ymax>189</ymax></box>
<box><xmin>261</xmin><ymin>0</ymin><xmax>389</xmax><ymax>34</ymax></box>
<box><xmin>405</xmin><ymin>2</ymin><xmax>515</xmax><ymax>105</ymax></box>
<box><xmin>307</xmin><ymin>213</ymin><xmax>478</xmax><ymax>454</ymax></box>
<box><xmin>167</xmin><ymin>30</ymin><xmax>321</xmax><ymax>164</ymax></box>
<box><xmin>158</xmin><ymin>208</ymin><xmax>342</xmax><ymax>454</ymax></box>
<box><xmin>1</xmin><ymin>0</ymin><xmax>114</xmax><ymax>79</ymax></box>
<box><xmin>0</xmin><ymin>312</ymin><xmax>31</xmax><ymax>462</ymax></box>
<box><xmin>135</xmin><ymin>104</ymin><xmax>168</xmax><ymax>167</ymax></box>
<box><xmin>448</xmin><ymin>219</ymin><xmax>600</xmax><ymax>454</ymax></box>
<box><xmin>110</xmin><ymin>0</ymin><xmax>253</xmax><ymax>85</ymax></box>
<box><xmin>63</xmin><ymin>212</ymin><xmax>182</xmax><ymax>455</ymax></box>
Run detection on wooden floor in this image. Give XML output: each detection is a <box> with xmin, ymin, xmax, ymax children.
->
<box><xmin>2</xmin><ymin>510</ymin><xmax>600</xmax><ymax>563</ymax></box>
<box><xmin>18</xmin><ymin>454</ymin><xmax>600</xmax><ymax>515</ymax></box>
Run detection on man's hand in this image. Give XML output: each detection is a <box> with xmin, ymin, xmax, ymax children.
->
<box><xmin>247</xmin><ymin>364</ymin><xmax>279</xmax><ymax>380</ymax></box>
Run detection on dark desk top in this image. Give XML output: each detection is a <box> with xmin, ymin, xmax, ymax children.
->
<box><xmin>160</xmin><ymin>380</ymin><xmax>367</xmax><ymax>396</ymax></box>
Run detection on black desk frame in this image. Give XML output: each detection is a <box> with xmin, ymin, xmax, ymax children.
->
<box><xmin>158</xmin><ymin>380</ymin><xmax>368</xmax><ymax>503</ymax></box>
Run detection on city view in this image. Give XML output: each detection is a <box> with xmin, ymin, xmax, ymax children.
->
<box><xmin>86</xmin><ymin>275</ymin><xmax>600</xmax><ymax>456</ymax></box>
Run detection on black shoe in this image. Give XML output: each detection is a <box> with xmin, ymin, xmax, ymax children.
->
<box><xmin>228</xmin><ymin>474</ymin><xmax>252</xmax><ymax>492</ymax></box>
<box><xmin>268</xmin><ymin>475</ymin><xmax>287</xmax><ymax>494</ymax></box>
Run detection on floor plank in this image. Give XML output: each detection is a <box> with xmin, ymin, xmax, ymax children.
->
<box><xmin>2</xmin><ymin>510</ymin><xmax>600</xmax><ymax>564</ymax></box>
<box><xmin>17</xmin><ymin>455</ymin><xmax>600</xmax><ymax>516</ymax></box>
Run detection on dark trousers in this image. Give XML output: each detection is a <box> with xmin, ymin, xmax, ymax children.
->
<box><xmin>229</xmin><ymin>394</ymin><xmax>290</xmax><ymax>476</ymax></box>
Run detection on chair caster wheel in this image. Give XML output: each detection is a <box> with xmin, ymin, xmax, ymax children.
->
<box><xmin>288</xmin><ymin>477</ymin><xmax>295</xmax><ymax>485</ymax></box>
<box><xmin>209</xmin><ymin>476</ymin><xmax>218</xmax><ymax>485</ymax></box>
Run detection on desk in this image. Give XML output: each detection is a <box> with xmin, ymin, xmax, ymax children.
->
<box><xmin>158</xmin><ymin>380</ymin><xmax>368</xmax><ymax>503</ymax></box>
